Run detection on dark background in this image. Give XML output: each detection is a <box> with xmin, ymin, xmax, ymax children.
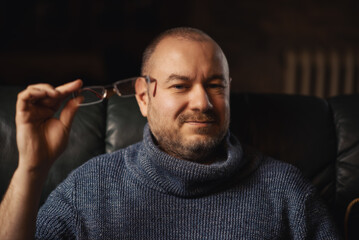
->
<box><xmin>1</xmin><ymin>0</ymin><xmax>359</xmax><ymax>96</ymax></box>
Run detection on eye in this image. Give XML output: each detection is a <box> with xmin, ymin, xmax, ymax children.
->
<box><xmin>170</xmin><ymin>84</ymin><xmax>190</xmax><ymax>92</ymax></box>
<box><xmin>173</xmin><ymin>84</ymin><xmax>186</xmax><ymax>89</ymax></box>
<box><xmin>206</xmin><ymin>82</ymin><xmax>227</xmax><ymax>95</ymax></box>
<box><xmin>207</xmin><ymin>83</ymin><xmax>225</xmax><ymax>89</ymax></box>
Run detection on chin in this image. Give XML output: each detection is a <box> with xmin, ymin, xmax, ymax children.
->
<box><xmin>182</xmin><ymin>133</ymin><xmax>223</xmax><ymax>150</ymax></box>
<box><xmin>184</xmin><ymin>132</ymin><xmax>214</xmax><ymax>141</ymax></box>
<box><xmin>183</xmin><ymin>125</ymin><xmax>219</xmax><ymax>136</ymax></box>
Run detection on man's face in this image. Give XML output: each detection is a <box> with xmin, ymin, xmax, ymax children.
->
<box><xmin>139</xmin><ymin>37</ymin><xmax>230</xmax><ymax>162</ymax></box>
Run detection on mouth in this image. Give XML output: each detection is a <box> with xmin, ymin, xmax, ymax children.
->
<box><xmin>179</xmin><ymin>111</ymin><xmax>217</xmax><ymax>128</ymax></box>
<box><xmin>184</xmin><ymin>121</ymin><xmax>215</xmax><ymax>126</ymax></box>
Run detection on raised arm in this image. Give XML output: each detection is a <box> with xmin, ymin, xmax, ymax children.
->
<box><xmin>0</xmin><ymin>80</ymin><xmax>83</xmax><ymax>240</ymax></box>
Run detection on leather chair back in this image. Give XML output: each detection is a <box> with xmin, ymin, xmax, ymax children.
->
<box><xmin>1</xmin><ymin>86</ymin><xmax>359</xmax><ymax>237</ymax></box>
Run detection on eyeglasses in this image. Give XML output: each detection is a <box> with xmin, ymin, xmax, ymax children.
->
<box><xmin>73</xmin><ymin>76</ymin><xmax>155</xmax><ymax>106</ymax></box>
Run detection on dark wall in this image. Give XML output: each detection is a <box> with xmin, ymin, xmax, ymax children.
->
<box><xmin>1</xmin><ymin>0</ymin><xmax>358</xmax><ymax>94</ymax></box>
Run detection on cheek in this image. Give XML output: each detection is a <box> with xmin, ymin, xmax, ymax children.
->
<box><xmin>212</xmin><ymin>96</ymin><xmax>230</xmax><ymax>119</ymax></box>
<box><xmin>151</xmin><ymin>95</ymin><xmax>187</xmax><ymax>121</ymax></box>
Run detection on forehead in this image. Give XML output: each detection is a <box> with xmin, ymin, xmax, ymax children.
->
<box><xmin>148</xmin><ymin>37</ymin><xmax>229</xmax><ymax>80</ymax></box>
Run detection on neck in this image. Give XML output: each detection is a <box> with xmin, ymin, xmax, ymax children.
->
<box><xmin>137</xmin><ymin>124</ymin><xmax>247</xmax><ymax>197</ymax></box>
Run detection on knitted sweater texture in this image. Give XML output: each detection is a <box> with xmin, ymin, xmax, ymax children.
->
<box><xmin>36</xmin><ymin>125</ymin><xmax>340</xmax><ymax>239</ymax></box>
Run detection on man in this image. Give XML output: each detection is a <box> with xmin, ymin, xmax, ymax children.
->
<box><xmin>0</xmin><ymin>27</ymin><xmax>339</xmax><ymax>239</ymax></box>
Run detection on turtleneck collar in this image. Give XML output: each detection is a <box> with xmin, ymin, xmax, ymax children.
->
<box><xmin>131</xmin><ymin>124</ymin><xmax>249</xmax><ymax>197</ymax></box>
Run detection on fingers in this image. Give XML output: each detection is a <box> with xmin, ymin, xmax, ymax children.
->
<box><xmin>55</xmin><ymin>79</ymin><xmax>83</xmax><ymax>96</ymax></box>
<box><xmin>59</xmin><ymin>96</ymin><xmax>83</xmax><ymax>131</ymax></box>
<box><xmin>17</xmin><ymin>80</ymin><xmax>83</xmax><ymax>111</ymax></box>
<box><xmin>20</xmin><ymin>84</ymin><xmax>57</xmax><ymax>101</ymax></box>
<box><xmin>17</xmin><ymin>84</ymin><xmax>60</xmax><ymax>111</ymax></box>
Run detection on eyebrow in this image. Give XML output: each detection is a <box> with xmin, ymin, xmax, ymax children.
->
<box><xmin>166</xmin><ymin>74</ymin><xmax>191</xmax><ymax>83</ymax></box>
<box><xmin>207</xmin><ymin>74</ymin><xmax>226</xmax><ymax>82</ymax></box>
<box><xmin>165</xmin><ymin>74</ymin><xmax>226</xmax><ymax>83</ymax></box>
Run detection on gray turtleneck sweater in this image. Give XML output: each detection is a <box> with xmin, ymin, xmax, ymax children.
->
<box><xmin>35</xmin><ymin>125</ymin><xmax>340</xmax><ymax>239</ymax></box>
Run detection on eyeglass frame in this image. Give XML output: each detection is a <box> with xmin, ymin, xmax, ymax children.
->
<box><xmin>73</xmin><ymin>75</ymin><xmax>156</xmax><ymax>107</ymax></box>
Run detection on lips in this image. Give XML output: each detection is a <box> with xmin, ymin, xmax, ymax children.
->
<box><xmin>185</xmin><ymin>120</ymin><xmax>215</xmax><ymax>124</ymax></box>
<box><xmin>179</xmin><ymin>111</ymin><xmax>217</xmax><ymax>126</ymax></box>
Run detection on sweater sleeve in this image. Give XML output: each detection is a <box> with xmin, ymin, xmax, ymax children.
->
<box><xmin>300</xmin><ymin>189</ymin><xmax>341</xmax><ymax>240</ymax></box>
<box><xmin>287</xmin><ymin>180</ymin><xmax>342</xmax><ymax>240</ymax></box>
<box><xmin>35</xmin><ymin>172</ymin><xmax>77</xmax><ymax>240</ymax></box>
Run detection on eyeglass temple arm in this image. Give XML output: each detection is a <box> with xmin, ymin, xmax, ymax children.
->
<box><xmin>144</xmin><ymin>76</ymin><xmax>157</xmax><ymax>97</ymax></box>
<box><xmin>105</xmin><ymin>88</ymin><xmax>116</xmax><ymax>98</ymax></box>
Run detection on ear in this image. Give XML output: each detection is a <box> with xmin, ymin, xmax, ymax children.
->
<box><xmin>135</xmin><ymin>77</ymin><xmax>149</xmax><ymax>117</ymax></box>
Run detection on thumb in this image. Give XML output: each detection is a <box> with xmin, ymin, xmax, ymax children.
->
<box><xmin>59</xmin><ymin>96</ymin><xmax>83</xmax><ymax>131</ymax></box>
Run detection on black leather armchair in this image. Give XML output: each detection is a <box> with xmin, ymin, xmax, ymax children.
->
<box><xmin>1</xmin><ymin>85</ymin><xmax>358</xmax><ymax>238</ymax></box>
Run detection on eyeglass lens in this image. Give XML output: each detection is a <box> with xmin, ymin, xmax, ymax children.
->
<box><xmin>74</xmin><ymin>77</ymin><xmax>147</xmax><ymax>106</ymax></box>
<box><xmin>114</xmin><ymin>78</ymin><xmax>137</xmax><ymax>96</ymax></box>
<box><xmin>78</xmin><ymin>87</ymin><xmax>106</xmax><ymax>105</ymax></box>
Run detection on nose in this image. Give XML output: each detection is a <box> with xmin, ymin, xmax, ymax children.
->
<box><xmin>188</xmin><ymin>85</ymin><xmax>213</xmax><ymax>111</ymax></box>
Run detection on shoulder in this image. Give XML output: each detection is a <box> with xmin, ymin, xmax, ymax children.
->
<box><xmin>259</xmin><ymin>156</ymin><xmax>315</xmax><ymax>199</ymax></box>
<box><xmin>259</xmin><ymin>156</ymin><xmax>304</xmax><ymax>180</ymax></box>
<box><xmin>242</xmin><ymin>145</ymin><xmax>305</xmax><ymax>182</ymax></box>
<box><xmin>242</xmin><ymin>146</ymin><xmax>314</xmax><ymax>198</ymax></box>
<box><xmin>68</xmin><ymin>141</ymin><xmax>143</xmax><ymax>182</ymax></box>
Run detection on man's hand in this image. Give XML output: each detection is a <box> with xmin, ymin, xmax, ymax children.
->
<box><xmin>16</xmin><ymin>80</ymin><xmax>83</xmax><ymax>178</ymax></box>
<box><xmin>0</xmin><ymin>80</ymin><xmax>82</xmax><ymax>240</ymax></box>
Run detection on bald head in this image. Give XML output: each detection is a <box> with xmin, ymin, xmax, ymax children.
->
<box><xmin>141</xmin><ymin>27</ymin><xmax>229</xmax><ymax>78</ymax></box>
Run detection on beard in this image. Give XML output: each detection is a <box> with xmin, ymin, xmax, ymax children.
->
<box><xmin>147</xmin><ymin>104</ymin><xmax>230</xmax><ymax>163</ymax></box>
